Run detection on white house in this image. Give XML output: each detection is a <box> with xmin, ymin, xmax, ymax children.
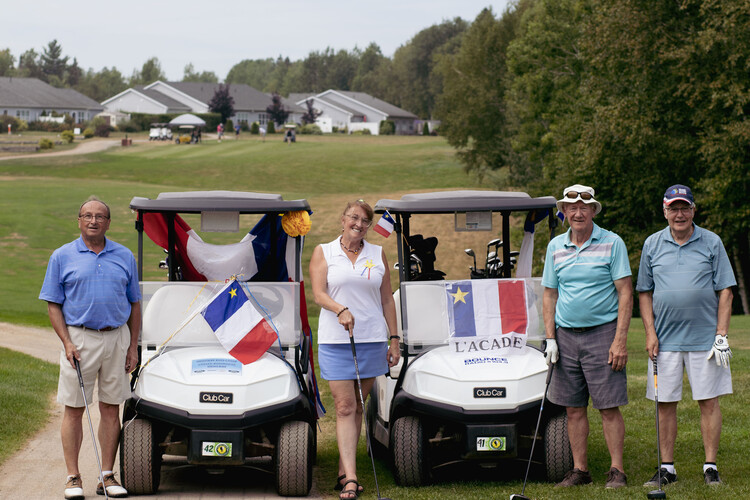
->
<box><xmin>0</xmin><ymin>77</ymin><xmax>103</xmax><ymax>124</ymax></box>
<box><xmin>102</xmin><ymin>81</ymin><xmax>304</xmax><ymax>125</ymax></box>
<box><xmin>291</xmin><ymin>90</ymin><xmax>418</xmax><ymax>135</ymax></box>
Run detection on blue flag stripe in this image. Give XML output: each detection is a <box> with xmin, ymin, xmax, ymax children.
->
<box><xmin>448</xmin><ymin>281</ymin><xmax>476</xmax><ymax>337</ymax></box>
<box><xmin>202</xmin><ymin>286</ymin><xmax>248</xmax><ymax>331</ymax></box>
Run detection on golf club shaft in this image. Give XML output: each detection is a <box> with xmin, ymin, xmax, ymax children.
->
<box><xmin>74</xmin><ymin>358</ymin><xmax>109</xmax><ymax>499</ymax></box>
<box><xmin>519</xmin><ymin>362</ymin><xmax>554</xmax><ymax>496</ymax></box>
<box><xmin>653</xmin><ymin>355</ymin><xmax>662</xmax><ymax>493</ymax></box>
<box><xmin>348</xmin><ymin>332</ymin><xmax>385</xmax><ymax>500</ymax></box>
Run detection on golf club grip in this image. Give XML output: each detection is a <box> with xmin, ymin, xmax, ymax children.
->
<box><xmin>74</xmin><ymin>357</ymin><xmax>84</xmax><ymax>386</ymax></box>
<box><xmin>545</xmin><ymin>361</ymin><xmax>554</xmax><ymax>386</ymax></box>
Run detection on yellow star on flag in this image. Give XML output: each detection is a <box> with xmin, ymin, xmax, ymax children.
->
<box><xmin>450</xmin><ymin>286</ymin><xmax>469</xmax><ymax>304</ymax></box>
<box><xmin>229</xmin><ymin>287</ymin><xmax>237</xmax><ymax>298</ymax></box>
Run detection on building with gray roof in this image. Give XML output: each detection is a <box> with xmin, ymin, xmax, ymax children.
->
<box><xmin>0</xmin><ymin>77</ymin><xmax>104</xmax><ymax>124</ymax></box>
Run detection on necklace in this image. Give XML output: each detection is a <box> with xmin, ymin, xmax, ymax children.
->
<box><xmin>341</xmin><ymin>239</ymin><xmax>363</xmax><ymax>255</ymax></box>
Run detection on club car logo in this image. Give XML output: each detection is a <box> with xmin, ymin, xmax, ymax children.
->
<box><xmin>473</xmin><ymin>387</ymin><xmax>506</xmax><ymax>398</ymax></box>
<box><xmin>200</xmin><ymin>392</ymin><xmax>233</xmax><ymax>404</ymax></box>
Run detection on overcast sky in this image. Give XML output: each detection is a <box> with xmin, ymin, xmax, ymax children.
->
<box><xmin>4</xmin><ymin>0</ymin><xmax>511</xmax><ymax>81</ymax></box>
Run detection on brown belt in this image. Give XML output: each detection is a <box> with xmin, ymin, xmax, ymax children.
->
<box><xmin>70</xmin><ymin>325</ymin><xmax>119</xmax><ymax>332</ymax></box>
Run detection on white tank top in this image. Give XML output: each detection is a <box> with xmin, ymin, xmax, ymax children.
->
<box><xmin>317</xmin><ymin>236</ymin><xmax>388</xmax><ymax>344</ymax></box>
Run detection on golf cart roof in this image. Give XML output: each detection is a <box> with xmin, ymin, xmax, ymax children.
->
<box><xmin>374</xmin><ymin>190</ymin><xmax>557</xmax><ymax>214</ymax></box>
<box><xmin>130</xmin><ymin>191</ymin><xmax>310</xmax><ymax>214</ymax></box>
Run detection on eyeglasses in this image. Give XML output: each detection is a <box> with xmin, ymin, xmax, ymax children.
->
<box><xmin>79</xmin><ymin>214</ymin><xmax>109</xmax><ymax>222</ymax></box>
<box><xmin>564</xmin><ymin>191</ymin><xmax>593</xmax><ymax>201</ymax></box>
<box><xmin>665</xmin><ymin>206</ymin><xmax>693</xmax><ymax>215</ymax></box>
<box><xmin>345</xmin><ymin>214</ymin><xmax>372</xmax><ymax>227</ymax></box>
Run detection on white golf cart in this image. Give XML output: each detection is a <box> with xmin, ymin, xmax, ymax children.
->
<box><xmin>368</xmin><ymin>190</ymin><xmax>573</xmax><ymax>485</ymax></box>
<box><xmin>121</xmin><ymin>191</ymin><xmax>319</xmax><ymax>496</ymax></box>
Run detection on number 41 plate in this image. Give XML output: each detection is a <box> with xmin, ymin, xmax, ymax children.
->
<box><xmin>476</xmin><ymin>436</ymin><xmax>506</xmax><ymax>451</ymax></box>
<box><xmin>202</xmin><ymin>441</ymin><xmax>232</xmax><ymax>457</ymax></box>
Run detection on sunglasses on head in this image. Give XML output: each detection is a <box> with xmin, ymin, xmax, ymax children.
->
<box><xmin>564</xmin><ymin>191</ymin><xmax>593</xmax><ymax>200</ymax></box>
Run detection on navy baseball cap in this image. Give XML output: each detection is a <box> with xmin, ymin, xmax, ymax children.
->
<box><xmin>663</xmin><ymin>184</ymin><xmax>694</xmax><ymax>205</ymax></box>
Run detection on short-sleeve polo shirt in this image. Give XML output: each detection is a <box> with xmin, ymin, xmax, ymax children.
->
<box><xmin>636</xmin><ymin>224</ymin><xmax>736</xmax><ymax>351</ymax></box>
<box><xmin>39</xmin><ymin>237</ymin><xmax>141</xmax><ymax>329</ymax></box>
<box><xmin>542</xmin><ymin>223</ymin><xmax>631</xmax><ymax>328</ymax></box>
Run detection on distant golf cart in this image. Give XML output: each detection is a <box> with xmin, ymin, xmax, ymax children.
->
<box><xmin>148</xmin><ymin>123</ymin><xmax>172</xmax><ymax>141</ymax></box>
<box><xmin>283</xmin><ymin>124</ymin><xmax>296</xmax><ymax>143</ymax></box>
<box><xmin>169</xmin><ymin>113</ymin><xmax>205</xmax><ymax>144</ymax></box>
<box><xmin>122</xmin><ymin>191</ymin><xmax>319</xmax><ymax>496</ymax></box>
<box><xmin>368</xmin><ymin>190</ymin><xmax>573</xmax><ymax>486</ymax></box>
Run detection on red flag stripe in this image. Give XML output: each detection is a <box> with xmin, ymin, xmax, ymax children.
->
<box><xmin>497</xmin><ymin>280</ymin><xmax>528</xmax><ymax>334</ymax></box>
<box><xmin>227</xmin><ymin>320</ymin><xmax>278</xmax><ymax>364</ymax></box>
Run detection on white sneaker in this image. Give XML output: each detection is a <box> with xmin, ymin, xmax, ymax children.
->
<box><xmin>96</xmin><ymin>473</ymin><xmax>128</xmax><ymax>497</ymax></box>
<box><xmin>64</xmin><ymin>474</ymin><xmax>84</xmax><ymax>500</ymax></box>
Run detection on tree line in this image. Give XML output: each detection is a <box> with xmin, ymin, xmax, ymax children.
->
<box><xmin>435</xmin><ymin>0</ymin><xmax>748</xmax><ymax>313</ymax></box>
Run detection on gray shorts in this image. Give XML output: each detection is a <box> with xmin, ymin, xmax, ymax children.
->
<box><xmin>548</xmin><ymin>320</ymin><xmax>628</xmax><ymax>410</ymax></box>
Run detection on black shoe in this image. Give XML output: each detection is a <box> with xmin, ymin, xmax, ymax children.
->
<box><xmin>643</xmin><ymin>468</ymin><xmax>678</xmax><ymax>487</ymax></box>
<box><xmin>704</xmin><ymin>467</ymin><xmax>722</xmax><ymax>485</ymax></box>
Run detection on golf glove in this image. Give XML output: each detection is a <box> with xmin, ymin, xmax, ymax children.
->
<box><xmin>707</xmin><ymin>334</ymin><xmax>732</xmax><ymax>368</ymax></box>
<box><xmin>544</xmin><ymin>338</ymin><xmax>559</xmax><ymax>366</ymax></box>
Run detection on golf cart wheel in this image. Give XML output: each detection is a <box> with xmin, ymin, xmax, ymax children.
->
<box><xmin>391</xmin><ymin>416</ymin><xmax>430</xmax><ymax>486</ymax></box>
<box><xmin>544</xmin><ymin>411</ymin><xmax>573</xmax><ymax>482</ymax></box>
<box><xmin>275</xmin><ymin>420</ymin><xmax>313</xmax><ymax>496</ymax></box>
<box><xmin>120</xmin><ymin>418</ymin><xmax>161</xmax><ymax>494</ymax></box>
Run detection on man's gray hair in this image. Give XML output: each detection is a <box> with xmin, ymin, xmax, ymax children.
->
<box><xmin>79</xmin><ymin>196</ymin><xmax>111</xmax><ymax>218</ymax></box>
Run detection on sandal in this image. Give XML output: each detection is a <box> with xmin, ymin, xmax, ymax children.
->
<box><xmin>334</xmin><ymin>475</ymin><xmax>364</xmax><ymax>494</ymax></box>
<box><xmin>339</xmin><ymin>479</ymin><xmax>360</xmax><ymax>500</ymax></box>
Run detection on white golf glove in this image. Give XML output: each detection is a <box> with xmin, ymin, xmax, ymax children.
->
<box><xmin>707</xmin><ymin>334</ymin><xmax>732</xmax><ymax>367</ymax></box>
<box><xmin>544</xmin><ymin>338</ymin><xmax>559</xmax><ymax>366</ymax></box>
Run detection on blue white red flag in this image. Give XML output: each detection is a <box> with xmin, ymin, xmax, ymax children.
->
<box><xmin>373</xmin><ymin>210</ymin><xmax>395</xmax><ymax>238</ymax></box>
<box><xmin>201</xmin><ymin>280</ymin><xmax>278</xmax><ymax>364</ymax></box>
<box><xmin>445</xmin><ymin>280</ymin><xmax>530</xmax><ymax>337</ymax></box>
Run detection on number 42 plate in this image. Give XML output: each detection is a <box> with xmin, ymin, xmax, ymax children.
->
<box><xmin>202</xmin><ymin>441</ymin><xmax>232</xmax><ymax>457</ymax></box>
<box><xmin>476</xmin><ymin>436</ymin><xmax>506</xmax><ymax>451</ymax></box>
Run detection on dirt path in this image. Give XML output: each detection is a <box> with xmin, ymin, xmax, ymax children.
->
<box><xmin>0</xmin><ymin>322</ymin><xmax>321</xmax><ymax>499</ymax></box>
<box><xmin>0</xmin><ymin>139</ymin><xmax>121</xmax><ymax>161</ymax></box>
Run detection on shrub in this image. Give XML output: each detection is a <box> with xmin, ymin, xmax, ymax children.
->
<box><xmin>332</xmin><ymin>126</ymin><xmax>338</xmax><ymax>133</ymax></box>
<box><xmin>118</xmin><ymin>119</ymin><xmax>140</xmax><ymax>133</ymax></box>
<box><xmin>300</xmin><ymin>124</ymin><xmax>322</xmax><ymax>135</ymax></box>
<box><xmin>94</xmin><ymin>123</ymin><xmax>112</xmax><ymax>137</ymax></box>
<box><xmin>379</xmin><ymin>120</ymin><xmax>395</xmax><ymax>135</ymax></box>
<box><xmin>250</xmin><ymin>122</ymin><xmax>259</xmax><ymax>135</ymax></box>
<box><xmin>60</xmin><ymin>130</ymin><xmax>75</xmax><ymax>144</ymax></box>
<box><xmin>267</xmin><ymin>122</ymin><xmax>276</xmax><ymax>134</ymax></box>
<box><xmin>39</xmin><ymin>138</ymin><xmax>54</xmax><ymax>150</ymax></box>
<box><xmin>240</xmin><ymin>121</ymin><xmax>250</xmax><ymax>132</ymax></box>
<box><xmin>422</xmin><ymin>122</ymin><xmax>430</xmax><ymax>136</ymax></box>
<box><xmin>351</xmin><ymin>128</ymin><xmax>372</xmax><ymax>136</ymax></box>
<box><xmin>83</xmin><ymin>128</ymin><xmax>95</xmax><ymax>139</ymax></box>
<box><xmin>225</xmin><ymin>119</ymin><xmax>234</xmax><ymax>133</ymax></box>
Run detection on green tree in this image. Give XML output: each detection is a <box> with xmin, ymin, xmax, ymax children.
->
<box><xmin>182</xmin><ymin>63</ymin><xmax>218</xmax><ymax>83</ymax></box>
<box><xmin>130</xmin><ymin>57</ymin><xmax>166</xmax><ymax>85</ymax></box>
<box><xmin>0</xmin><ymin>48</ymin><xmax>14</xmax><ymax>76</ymax></box>
<box><xmin>435</xmin><ymin>6</ymin><xmax>526</xmax><ymax>179</ymax></box>
<box><xmin>226</xmin><ymin>58</ymin><xmax>276</xmax><ymax>89</ymax></box>
<box><xmin>301</xmin><ymin>99</ymin><xmax>322</xmax><ymax>125</ymax></box>
<box><xmin>40</xmin><ymin>39</ymin><xmax>68</xmax><ymax>81</ymax></box>
<box><xmin>74</xmin><ymin>67</ymin><xmax>128</xmax><ymax>102</ymax></box>
<box><xmin>266</xmin><ymin>93</ymin><xmax>289</xmax><ymax>126</ymax></box>
<box><xmin>16</xmin><ymin>49</ymin><xmax>41</xmax><ymax>79</ymax></box>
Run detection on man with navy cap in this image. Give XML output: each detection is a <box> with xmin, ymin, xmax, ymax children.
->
<box><xmin>637</xmin><ymin>184</ymin><xmax>736</xmax><ymax>488</ymax></box>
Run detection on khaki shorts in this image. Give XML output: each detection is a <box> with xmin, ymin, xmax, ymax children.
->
<box><xmin>646</xmin><ymin>351</ymin><xmax>732</xmax><ymax>402</ymax></box>
<box><xmin>57</xmin><ymin>325</ymin><xmax>130</xmax><ymax>407</ymax></box>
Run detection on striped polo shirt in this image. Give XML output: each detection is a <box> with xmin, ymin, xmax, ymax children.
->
<box><xmin>542</xmin><ymin>223</ymin><xmax>631</xmax><ymax>328</ymax></box>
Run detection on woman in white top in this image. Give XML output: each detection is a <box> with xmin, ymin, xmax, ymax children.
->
<box><xmin>310</xmin><ymin>200</ymin><xmax>399</xmax><ymax>500</ymax></box>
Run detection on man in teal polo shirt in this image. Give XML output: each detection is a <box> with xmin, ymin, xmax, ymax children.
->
<box><xmin>637</xmin><ymin>184</ymin><xmax>735</xmax><ymax>488</ymax></box>
<box><xmin>40</xmin><ymin>196</ymin><xmax>140</xmax><ymax>499</ymax></box>
<box><xmin>542</xmin><ymin>184</ymin><xmax>633</xmax><ymax>489</ymax></box>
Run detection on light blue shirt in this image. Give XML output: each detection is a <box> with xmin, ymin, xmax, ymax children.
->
<box><xmin>542</xmin><ymin>223</ymin><xmax>631</xmax><ymax>328</ymax></box>
<box><xmin>636</xmin><ymin>224</ymin><xmax>736</xmax><ymax>351</ymax></box>
<box><xmin>39</xmin><ymin>237</ymin><xmax>141</xmax><ymax>329</ymax></box>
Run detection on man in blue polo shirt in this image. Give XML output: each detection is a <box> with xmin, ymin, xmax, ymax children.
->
<box><xmin>542</xmin><ymin>184</ymin><xmax>632</xmax><ymax>489</ymax></box>
<box><xmin>637</xmin><ymin>185</ymin><xmax>735</xmax><ymax>488</ymax></box>
<box><xmin>40</xmin><ymin>196</ymin><xmax>140</xmax><ymax>499</ymax></box>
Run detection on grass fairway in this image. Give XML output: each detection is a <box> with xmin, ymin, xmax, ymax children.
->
<box><xmin>1</xmin><ymin>135</ymin><xmax>748</xmax><ymax>498</ymax></box>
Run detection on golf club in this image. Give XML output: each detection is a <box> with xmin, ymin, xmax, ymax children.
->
<box><xmin>647</xmin><ymin>355</ymin><xmax>666</xmax><ymax>499</ymax></box>
<box><xmin>74</xmin><ymin>358</ymin><xmax>109</xmax><ymax>500</ymax></box>
<box><xmin>510</xmin><ymin>361</ymin><xmax>554</xmax><ymax>500</ymax></box>
<box><xmin>348</xmin><ymin>330</ymin><xmax>392</xmax><ymax>500</ymax></box>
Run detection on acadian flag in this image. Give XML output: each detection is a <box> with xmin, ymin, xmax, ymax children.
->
<box><xmin>446</xmin><ymin>280</ymin><xmax>530</xmax><ymax>337</ymax></box>
<box><xmin>373</xmin><ymin>210</ymin><xmax>395</xmax><ymax>238</ymax></box>
<box><xmin>201</xmin><ymin>280</ymin><xmax>278</xmax><ymax>364</ymax></box>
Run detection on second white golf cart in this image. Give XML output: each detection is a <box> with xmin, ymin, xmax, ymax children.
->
<box><xmin>120</xmin><ymin>191</ymin><xmax>320</xmax><ymax>496</ymax></box>
<box><xmin>368</xmin><ymin>190</ymin><xmax>574</xmax><ymax>485</ymax></box>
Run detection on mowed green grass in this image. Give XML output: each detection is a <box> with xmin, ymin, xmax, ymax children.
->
<box><xmin>1</xmin><ymin>135</ymin><xmax>749</xmax><ymax>498</ymax></box>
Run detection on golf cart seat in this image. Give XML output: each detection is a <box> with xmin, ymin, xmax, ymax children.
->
<box><xmin>408</xmin><ymin>234</ymin><xmax>445</xmax><ymax>281</ymax></box>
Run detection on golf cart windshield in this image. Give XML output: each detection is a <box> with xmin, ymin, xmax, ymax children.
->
<box><xmin>374</xmin><ymin>190</ymin><xmax>557</xmax><ymax>349</ymax></box>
